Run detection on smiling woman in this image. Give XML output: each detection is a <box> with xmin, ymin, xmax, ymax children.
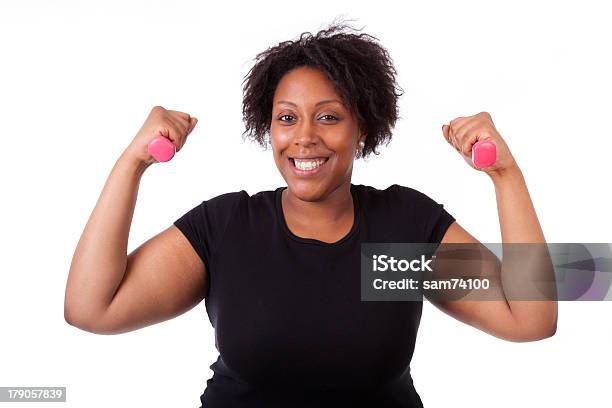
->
<box><xmin>65</xmin><ymin>18</ymin><xmax>556</xmax><ymax>408</ymax></box>
<box><xmin>172</xmin><ymin>22</ymin><xmax>458</xmax><ymax>406</ymax></box>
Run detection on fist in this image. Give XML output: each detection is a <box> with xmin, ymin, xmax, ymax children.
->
<box><xmin>125</xmin><ymin>106</ymin><xmax>198</xmax><ymax>165</ymax></box>
<box><xmin>442</xmin><ymin>112</ymin><xmax>517</xmax><ymax>177</ymax></box>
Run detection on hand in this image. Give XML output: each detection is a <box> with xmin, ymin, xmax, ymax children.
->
<box><xmin>124</xmin><ymin>106</ymin><xmax>198</xmax><ymax>166</ymax></box>
<box><xmin>442</xmin><ymin>111</ymin><xmax>518</xmax><ymax>178</ymax></box>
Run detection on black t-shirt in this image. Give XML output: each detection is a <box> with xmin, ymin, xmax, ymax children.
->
<box><xmin>174</xmin><ymin>183</ymin><xmax>455</xmax><ymax>408</ymax></box>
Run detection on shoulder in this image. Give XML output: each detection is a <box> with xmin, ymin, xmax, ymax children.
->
<box><xmin>354</xmin><ymin>183</ymin><xmax>455</xmax><ymax>243</ymax></box>
<box><xmin>353</xmin><ymin>183</ymin><xmax>442</xmax><ymax>210</ymax></box>
<box><xmin>203</xmin><ymin>187</ymin><xmax>279</xmax><ymax>216</ymax></box>
<box><xmin>204</xmin><ymin>188</ymin><xmax>276</xmax><ymax>204</ymax></box>
<box><xmin>177</xmin><ymin>188</ymin><xmax>278</xmax><ymax>236</ymax></box>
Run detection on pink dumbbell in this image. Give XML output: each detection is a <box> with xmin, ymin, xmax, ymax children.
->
<box><xmin>472</xmin><ymin>140</ymin><xmax>496</xmax><ymax>168</ymax></box>
<box><xmin>147</xmin><ymin>136</ymin><xmax>176</xmax><ymax>163</ymax></box>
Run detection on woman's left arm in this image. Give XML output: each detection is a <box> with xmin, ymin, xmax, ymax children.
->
<box><xmin>431</xmin><ymin>112</ymin><xmax>558</xmax><ymax>342</ymax></box>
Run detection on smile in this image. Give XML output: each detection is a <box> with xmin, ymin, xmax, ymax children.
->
<box><xmin>288</xmin><ymin>157</ymin><xmax>329</xmax><ymax>176</ymax></box>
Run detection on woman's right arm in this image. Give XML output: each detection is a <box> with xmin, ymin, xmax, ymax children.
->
<box><xmin>64</xmin><ymin>106</ymin><xmax>206</xmax><ymax>335</ymax></box>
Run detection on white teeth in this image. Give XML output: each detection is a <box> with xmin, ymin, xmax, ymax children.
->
<box><xmin>293</xmin><ymin>158</ymin><xmax>326</xmax><ymax>171</ymax></box>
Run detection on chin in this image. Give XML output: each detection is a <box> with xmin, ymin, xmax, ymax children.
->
<box><xmin>287</xmin><ymin>179</ymin><xmax>329</xmax><ymax>202</ymax></box>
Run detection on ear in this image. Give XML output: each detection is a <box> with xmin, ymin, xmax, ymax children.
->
<box><xmin>359</xmin><ymin>132</ymin><xmax>367</xmax><ymax>145</ymax></box>
<box><xmin>357</xmin><ymin>122</ymin><xmax>367</xmax><ymax>146</ymax></box>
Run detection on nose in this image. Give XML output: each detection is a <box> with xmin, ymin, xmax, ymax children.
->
<box><xmin>293</xmin><ymin>120</ymin><xmax>320</xmax><ymax>148</ymax></box>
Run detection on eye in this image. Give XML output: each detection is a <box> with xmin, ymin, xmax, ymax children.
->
<box><xmin>319</xmin><ymin>114</ymin><xmax>338</xmax><ymax>121</ymax></box>
<box><xmin>278</xmin><ymin>114</ymin><xmax>295</xmax><ymax>123</ymax></box>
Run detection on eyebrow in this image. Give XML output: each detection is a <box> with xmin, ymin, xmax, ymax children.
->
<box><xmin>276</xmin><ymin>99</ymin><xmax>343</xmax><ymax>108</ymax></box>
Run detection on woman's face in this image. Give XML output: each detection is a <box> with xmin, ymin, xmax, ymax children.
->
<box><xmin>270</xmin><ymin>66</ymin><xmax>364</xmax><ymax>202</ymax></box>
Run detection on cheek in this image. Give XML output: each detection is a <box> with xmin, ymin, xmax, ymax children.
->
<box><xmin>270</xmin><ymin>126</ymin><xmax>291</xmax><ymax>150</ymax></box>
<box><xmin>326</xmin><ymin>122</ymin><xmax>359</xmax><ymax>151</ymax></box>
<box><xmin>329</xmin><ymin>136</ymin><xmax>357</xmax><ymax>160</ymax></box>
<box><xmin>269</xmin><ymin>130</ymin><xmax>289</xmax><ymax>168</ymax></box>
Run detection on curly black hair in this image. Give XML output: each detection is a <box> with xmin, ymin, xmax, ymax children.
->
<box><xmin>241</xmin><ymin>19</ymin><xmax>404</xmax><ymax>158</ymax></box>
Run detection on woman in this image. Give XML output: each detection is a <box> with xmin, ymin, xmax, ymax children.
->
<box><xmin>64</xmin><ymin>22</ymin><xmax>557</xmax><ymax>407</ymax></box>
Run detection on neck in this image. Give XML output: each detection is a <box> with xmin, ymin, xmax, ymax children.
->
<box><xmin>282</xmin><ymin>181</ymin><xmax>353</xmax><ymax>227</ymax></box>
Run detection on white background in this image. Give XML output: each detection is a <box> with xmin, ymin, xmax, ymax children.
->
<box><xmin>1</xmin><ymin>0</ymin><xmax>611</xmax><ymax>407</ymax></box>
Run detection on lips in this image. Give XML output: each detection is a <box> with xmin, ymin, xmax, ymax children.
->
<box><xmin>288</xmin><ymin>156</ymin><xmax>330</xmax><ymax>176</ymax></box>
<box><xmin>291</xmin><ymin>157</ymin><xmax>328</xmax><ymax>170</ymax></box>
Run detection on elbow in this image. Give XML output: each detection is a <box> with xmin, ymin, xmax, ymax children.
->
<box><xmin>541</xmin><ymin>322</ymin><xmax>557</xmax><ymax>339</ymax></box>
<box><xmin>64</xmin><ymin>305</ymin><xmax>85</xmax><ymax>329</ymax></box>
<box><xmin>64</xmin><ymin>305</ymin><xmax>92</xmax><ymax>332</ymax></box>
<box><xmin>64</xmin><ymin>297</ymin><xmax>77</xmax><ymax>326</ymax></box>
<box><xmin>506</xmin><ymin>305</ymin><xmax>558</xmax><ymax>342</ymax></box>
<box><xmin>506</xmin><ymin>323</ymin><xmax>557</xmax><ymax>343</ymax></box>
<box><xmin>528</xmin><ymin>326</ymin><xmax>556</xmax><ymax>342</ymax></box>
<box><xmin>531</xmin><ymin>328</ymin><xmax>556</xmax><ymax>342</ymax></box>
<box><xmin>532</xmin><ymin>314</ymin><xmax>558</xmax><ymax>341</ymax></box>
<box><xmin>64</xmin><ymin>303</ymin><xmax>112</xmax><ymax>335</ymax></box>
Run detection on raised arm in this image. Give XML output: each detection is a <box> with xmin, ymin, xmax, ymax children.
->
<box><xmin>64</xmin><ymin>106</ymin><xmax>206</xmax><ymax>334</ymax></box>
<box><xmin>430</xmin><ymin>112</ymin><xmax>557</xmax><ymax>342</ymax></box>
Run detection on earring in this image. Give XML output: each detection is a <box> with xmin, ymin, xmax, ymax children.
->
<box><xmin>356</xmin><ymin>140</ymin><xmax>365</xmax><ymax>158</ymax></box>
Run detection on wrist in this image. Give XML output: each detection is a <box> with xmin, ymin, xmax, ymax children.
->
<box><xmin>118</xmin><ymin>148</ymin><xmax>152</xmax><ymax>175</ymax></box>
<box><xmin>487</xmin><ymin>163</ymin><xmax>523</xmax><ymax>185</ymax></box>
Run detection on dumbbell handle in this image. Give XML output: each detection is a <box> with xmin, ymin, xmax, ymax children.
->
<box><xmin>472</xmin><ymin>140</ymin><xmax>496</xmax><ymax>168</ymax></box>
<box><xmin>147</xmin><ymin>136</ymin><xmax>176</xmax><ymax>163</ymax></box>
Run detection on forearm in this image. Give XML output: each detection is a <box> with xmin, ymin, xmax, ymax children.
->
<box><xmin>491</xmin><ymin>166</ymin><xmax>558</xmax><ymax>338</ymax></box>
<box><xmin>491</xmin><ymin>166</ymin><xmax>545</xmax><ymax>242</ymax></box>
<box><xmin>65</xmin><ymin>149</ymin><xmax>151</xmax><ymax>321</ymax></box>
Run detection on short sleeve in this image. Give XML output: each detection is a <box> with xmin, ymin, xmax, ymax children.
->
<box><xmin>392</xmin><ymin>184</ymin><xmax>456</xmax><ymax>243</ymax></box>
<box><xmin>426</xmin><ymin>202</ymin><xmax>456</xmax><ymax>243</ymax></box>
<box><xmin>173</xmin><ymin>191</ymin><xmax>243</xmax><ymax>271</ymax></box>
